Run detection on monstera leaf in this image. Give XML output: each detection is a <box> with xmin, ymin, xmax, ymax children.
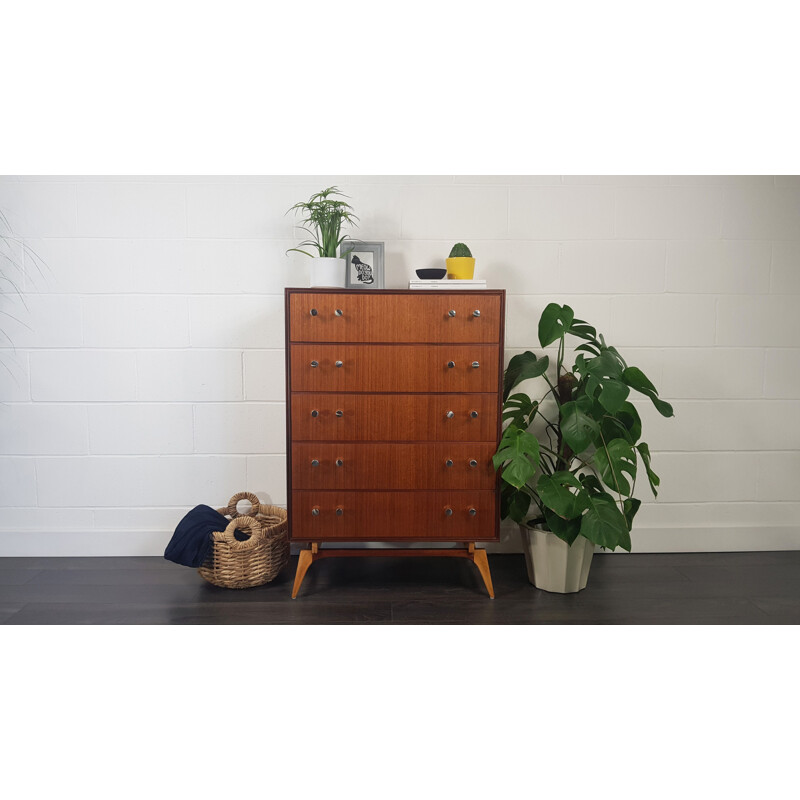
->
<box><xmin>493</xmin><ymin>425</ymin><xmax>540</xmax><ymax>489</ymax></box>
<box><xmin>559</xmin><ymin>396</ymin><xmax>600</xmax><ymax>454</ymax></box>
<box><xmin>600</xmin><ymin>401</ymin><xmax>642</xmax><ymax>445</ymax></box>
<box><xmin>568</xmin><ymin>318</ymin><xmax>598</xmax><ymax>342</ymax></box>
<box><xmin>538</xmin><ymin>303</ymin><xmax>574</xmax><ymax>347</ymax></box>
<box><xmin>596</xmin><ymin>379</ymin><xmax>630</xmax><ymax>413</ymax></box>
<box><xmin>502</xmin><ymin>393</ymin><xmax>538</xmax><ymax>429</ymax></box>
<box><xmin>636</xmin><ymin>441</ymin><xmax>661</xmax><ymax>497</ymax></box>
<box><xmin>622</xmin><ymin>366</ymin><xmax>674</xmax><ymax>418</ymax></box>
<box><xmin>542</xmin><ymin>507</ymin><xmax>583</xmax><ymax>545</ymax></box>
<box><xmin>501</xmin><ymin>483</ymin><xmax>533</xmax><ymax>524</ymax></box>
<box><xmin>582</xmin><ymin>349</ymin><xmax>624</xmax><ymax>380</ymax></box>
<box><xmin>623</xmin><ymin>497</ymin><xmax>641</xmax><ymax>531</ymax></box>
<box><xmin>537</xmin><ymin>471</ymin><xmax>589</xmax><ymax>520</ymax></box>
<box><xmin>503</xmin><ymin>351</ymin><xmax>550</xmax><ymax>400</ymax></box>
<box><xmin>580</xmin><ymin>492</ymin><xmax>632</xmax><ymax>551</ymax></box>
<box><xmin>594</xmin><ymin>437</ymin><xmax>637</xmax><ymax>496</ymax></box>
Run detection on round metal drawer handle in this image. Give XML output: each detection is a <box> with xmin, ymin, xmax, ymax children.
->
<box><xmin>335</xmin><ymin>309</ymin><xmax>343</xmax><ymax>317</ymax></box>
<box><xmin>311</xmin><ymin>459</ymin><xmax>319</xmax><ymax>467</ymax></box>
<box><xmin>311</xmin><ymin>409</ymin><xmax>319</xmax><ymax>417</ymax></box>
<box><xmin>336</xmin><ymin>459</ymin><xmax>343</xmax><ymax>467</ymax></box>
<box><xmin>448</xmin><ymin>309</ymin><xmax>456</xmax><ymax>318</ymax></box>
<box><xmin>446</xmin><ymin>410</ymin><xmax>455</xmax><ymax>419</ymax></box>
<box><xmin>472</xmin><ymin>361</ymin><xmax>480</xmax><ymax>369</ymax></box>
<box><xmin>445</xmin><ymin>459</ymin><xmax>454</xmax><ymax>467</ymax></box>
<box><xmin>470</xmin><ymin>410</ymin><xmax>479</xmax><ymax>418</ymax></box>
<box><xmin>310</xmin><ymin>308</ymin><xmax>318</xmax><ymax>316</ymax></box>
<box><xmin>310</xmin><ymin>360</ymin><xmax>319</xmax><ymax>368</ymax></box>
<box><xmin>447</xmin><ymin>361</ymin><xmax>455</xmax><ymax>368</ymax></box>
<box><xmin>469</xmin><ymin>459</ymin><xmax>478</xmax><ymax>468</ymax></box>
<box><xmin>335</xmin><ymin>410</ymin><xmax>344</xmax><ymax>417</ymax></box>
<box><xmin>473</xmin><ymin>309</ymin><xmax>481</xmax><ymax>317</ymax></box>
<box><xmin>444</xmin><ymin>507</ymin><xmax>453</xmax><ymax>516</ymax></box>
<box><xmin>336</xmin><ymin>507</ymin><xmax>344</xmax><ymax>516</ymax></box>
<box><xmin>311</xmin><ymin>507</ymin><xmax>320</xmax><ymax>517</ymax></box>
<box><xmin>469</xmin><ymin>507</ymin><xmax>477</xmax><ymax>517</ymax></box>
<box><xmin>335</xmin><ymin>360</ymin><xmax>343</xmax><ymax>368</ymax></box>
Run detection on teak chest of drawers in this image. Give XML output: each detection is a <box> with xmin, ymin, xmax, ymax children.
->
<box><xmin>285</xmin><ymin>288</ymin><xmax>506</xmax><ymax>597</ymax></box>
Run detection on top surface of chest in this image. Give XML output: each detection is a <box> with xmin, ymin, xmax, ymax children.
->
<box><xmin>286</xmin><ymin>288</ymin><xmax>504</xmax><ymax>343</ymax></box>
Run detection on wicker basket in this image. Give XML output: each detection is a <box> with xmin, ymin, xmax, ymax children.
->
<box><xmin>198</xmin><ymin>492</ymin><xmax>289</xmax><ymax>589</ymax></box>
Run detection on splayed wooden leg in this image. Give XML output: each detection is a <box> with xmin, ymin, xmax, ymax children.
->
<box><xmin>291</xmin><ymin>546</ymin><xmax>316</xmax><ymax>599</ymax></box>
<box><xmin>469</xmin><ymin>543</ymin><xmax>495</xmax><ymax>599</ymax></box>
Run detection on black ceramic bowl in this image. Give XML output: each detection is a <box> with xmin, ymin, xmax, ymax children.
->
<box><xmin>415</xmin><ymin>268</ymin><xmax>447</xmax><ymax>280</ymax></box>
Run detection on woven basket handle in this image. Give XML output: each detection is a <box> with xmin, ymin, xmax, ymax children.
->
<box><xmin>225</xmin><ymin>491</ymin><xmax>261</xmax><ymax>519</ymax></box>
<box><xmin>213</xmin><ymin>515</ymin><xmax>264</xmax><ymax>551</ymax></box>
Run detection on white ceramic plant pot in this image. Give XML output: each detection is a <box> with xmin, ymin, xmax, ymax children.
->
<box><xmin>310</xmin><ymin>257</ymin><xmax>346</xmax><ymax>288</ymax></box>
<box><xmin>519</xmin><ymin>525</ymin><xmax>595</xmax><ymax>593</ymax></box>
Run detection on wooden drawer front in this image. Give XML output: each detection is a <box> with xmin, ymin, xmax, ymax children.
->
<box><xmin>291</xmin><ymin>393</ymin><xmax>498</xmax><ymax>442</ymax></box>
<box><xmin>291</xmin><ymin>491</ymin><xmax>497</xmax><ymax>541</ymax></box>
<box><xmin>292</xmin><ymin>443</ymin><xmax>497</xmax><ymax>490</ymax></box>
<box><xmin>290</xmin><ymin>344</ymin><xmax>499</xmax><ymax>393</ymax></box>
<box><xmin>289</xmin><ymin>292</ymin><xmax>502</xmax><ymax>343</ymax></box>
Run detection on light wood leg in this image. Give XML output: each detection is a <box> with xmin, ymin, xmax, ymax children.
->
<box><xmin>291</xmin><ymin>542</ymin><xmax>494</xmax><ymax>599</ymax></box>
<box><xmin>470</xmin><ymin>545</ymin><xmax>495</xmax><ymax>599</ymax></box>
<box><xmin>291</xmin><ymin>548</ymin><xmax>315</xmax><ymax>599</ymax></box>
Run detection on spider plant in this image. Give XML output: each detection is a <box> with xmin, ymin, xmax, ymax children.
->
<box><xmin>285</xmin><ymin>186</ymin><xmax>359</xmax><ymax>258</ymax></box>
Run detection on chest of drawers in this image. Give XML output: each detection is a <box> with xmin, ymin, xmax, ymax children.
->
<box><xmin>285</xmin><ymin>287</ymin><xmax>506</xmax><ymax>597</ymax></box>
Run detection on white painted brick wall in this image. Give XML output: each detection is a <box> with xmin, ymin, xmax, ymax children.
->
<box><xmin>1</xmin><ymin>175</ymin><xmax>799</xmax><ymax>555</ymax></box>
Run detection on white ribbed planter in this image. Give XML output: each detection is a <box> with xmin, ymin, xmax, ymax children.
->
<box><xmin>310</xmin><ymin>257</ymin><xmax>346</xmax><ymax>288</ymax></box>
<box><xmin>520</xmin><ymin>525</ymin><xmax>595</xmax><ymax>593</ymax></box>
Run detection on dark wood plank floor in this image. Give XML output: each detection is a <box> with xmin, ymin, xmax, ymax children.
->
<box><xmin>1</xmin><ymin>551</ymin><xmax>799</xmax><ymax>624</ymax></box>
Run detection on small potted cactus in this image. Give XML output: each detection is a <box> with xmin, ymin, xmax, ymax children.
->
<box><xmin>446</xmin><ymin>242</ymin><xmax>476</xmax><ymax>280</ymax></box>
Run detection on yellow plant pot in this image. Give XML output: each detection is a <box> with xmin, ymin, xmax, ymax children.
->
<box><xmin>446</xmin><ymin>257</ymin><xmax>476</xmax><ymax>280</ymax></box>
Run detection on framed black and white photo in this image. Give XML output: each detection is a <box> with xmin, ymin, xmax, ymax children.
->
<box><xmin>343</xmin><ymin>242</ymin><xmax>384</xmax><ymax>289</ymax></box>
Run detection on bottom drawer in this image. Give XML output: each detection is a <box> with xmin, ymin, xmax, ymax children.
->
<box><xmin>291</xmin><ymin>491</ymin><xmax>498</xmax><ymax>541</ymax></box>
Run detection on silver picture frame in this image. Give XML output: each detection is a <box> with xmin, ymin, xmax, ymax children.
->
<box><xmin>343</xmin><ymin>241</ymin><xmax>385</xmax><ymax>289</ymax></box>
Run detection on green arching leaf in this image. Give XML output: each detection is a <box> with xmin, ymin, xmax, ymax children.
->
<box><xmin>623</xmin><ymin>497</ymin><xmax>641</xmax><ymax>531</ymax></box>
<box><xmin>622</xmin><ymin>366</ymin><xmax>675</xmax><ymax>418</ymax></box>
<box><xmin>597</xmin><ymin>378</ymin><xmax>631</xmax><ymax>414</ymax></box>
<box><xmin>285</xmin><ymin>247</ymin><xmax>316</xmax><ymax>258</ymax></box>
<box><xmin>559</xmin><ymin>399</ymin><xmax>600</xmax><ymax>454</ymax></box>
<box><xmin>286</xmin><ymin>186</ymin><xmax>358</xmax><ymax>259</ymax></box>
<box><xmin>580</xmin><ymin>494</ymin><xmax>631</xmax><ymax>551</ymax></box>
<box><xmin>538</xmin><ymin>303</ymin><xmax>575</xmax><ymax>348</ymax></box>
<box><xmin>537</xmin><ymin>471</ymin><xmax>589</xmax><ymax>519</ymax></box>
<box><xmin>493</xmin><ymin>425</ymin><xmax>540</xmax><ymax>488</ymax></box>
<box><xmin>543</xmin><ymin>507</ymin><xmax>582</xmax><ymax>545</ymax></box>
<box><xmin>594</xmin><ymin>438</ymin><xmax>637</xmax><ymax>496</ymax></box>
<box><xmin>503</xmin><ymin>352</ymin><xmax>550</xmax><ymax>400</ymax></box>
<box><xmin>636</xmin><ymin>441</ymin><xmax>661</xmax><ymax>497</ymax></box>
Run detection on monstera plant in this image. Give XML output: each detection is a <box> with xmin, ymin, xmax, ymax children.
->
<box><xmin>493</xmin><ymin>303</ymin><xmax>674</xmax><ymax>591</ymax></box>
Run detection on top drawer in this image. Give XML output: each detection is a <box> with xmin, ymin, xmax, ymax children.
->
<box><xmin>288</xmin><ymin>291</ymin><xmax>503</xmax><ymax>343</ymax></box>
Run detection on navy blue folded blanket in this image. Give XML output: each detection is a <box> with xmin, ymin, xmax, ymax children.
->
<box><xmin>164</xmin><ymin>504</ymin><xmax>229</xmax><ymax>568</ymax></box>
